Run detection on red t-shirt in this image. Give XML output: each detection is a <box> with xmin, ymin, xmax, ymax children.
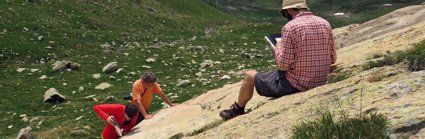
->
<box><xmin>93</xmin><ymin>104</ymin><xmax>138</xmax><ymax>139</ymax></box>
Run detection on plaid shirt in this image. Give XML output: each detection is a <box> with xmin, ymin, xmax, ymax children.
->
<box><xmin>275</xmin><ymin>12</ymin><xmax>336</xmax><ymax>91</ymax></box>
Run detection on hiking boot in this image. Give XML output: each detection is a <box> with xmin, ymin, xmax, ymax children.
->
<box><xmin>219</xmin><ymin>102</ymin><xmax>245</xmax><ymax>120</ymax></box>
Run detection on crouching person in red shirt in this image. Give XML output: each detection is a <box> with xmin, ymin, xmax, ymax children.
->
<box><xmin>93</xmin><ymin>104</ymin><xmax>138</xmax><ymax>139</ymax></box>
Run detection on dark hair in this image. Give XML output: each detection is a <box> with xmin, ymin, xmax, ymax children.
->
<box><xmin>124</xmin><ymin>104</ymin><xmax>138</xmax><ymax>118</ymax></box>
<box><xmin>280</xmin><ymin>8</ymin><xmax>300</xmax><ymax>18</ymax></box>
<box><xmin>140</xmin><ymin>71</ymin><xmax>157</xmax><ymax>83</ymax></box>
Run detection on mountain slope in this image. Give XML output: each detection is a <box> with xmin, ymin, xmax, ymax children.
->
<box><xmin>203</xmin><ymin>0</ymin><xmax>424</xmax><ymax>27</ymax></box>
<box><xmin>0</xmin><ymin>0</ymin><xmax>278</xmax><ymax>138</ymax></box>
<box><xmin>123</xmin><ymin>4</ymin><xmax>425</xmax><ymax>138</ymax></box>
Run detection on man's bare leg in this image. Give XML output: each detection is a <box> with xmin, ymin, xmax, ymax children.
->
<box><xmin>237</xmin><ymin>70</ymin><xmax>257</xmax><ymax>108</ymax></box>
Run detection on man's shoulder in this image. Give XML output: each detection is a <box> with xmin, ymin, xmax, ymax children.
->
<box><xmin>132</xmin><ymin>79</ymin><xmax>141</xmax><ymax>87</ymax></box>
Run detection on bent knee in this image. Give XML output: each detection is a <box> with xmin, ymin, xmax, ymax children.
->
<box><xmin>244</xmin><ymin>70</ymin><xmax>257</xmax><ymax>80</ymax></box>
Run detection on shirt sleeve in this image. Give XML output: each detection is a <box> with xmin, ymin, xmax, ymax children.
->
<box><xmin>132</xmin><ymin>82</ymin><xmax>141</xmax><ymax>101</ymax></box>
<box><xmin>93</xmin><ymin>104</ymin><xmax>119</xmax><ymax>120</ymax></box>
<box><xmin>152</xmin><ymin>83</ymin><xmax>162</xmax><ymax>94</ymax></box>
<box><xmin>275</xmin><ymin>25</ymin><xmax>296</xmax><ymax>71</ymax></box>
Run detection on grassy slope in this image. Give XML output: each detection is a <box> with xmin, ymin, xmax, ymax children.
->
<box><xmin>0</xmin><ymin>0</ymin><xmax>277</xmax><ymax>138</ymax></box>
<box><xmin>203</xmin><ymin>0</ymin><xmax>424</xmax><ymax>28</ymax></box>
<box><xmin>1</xmin><ymin>0</ymin><xmax>423</xmax><ymax>138</ymax></box>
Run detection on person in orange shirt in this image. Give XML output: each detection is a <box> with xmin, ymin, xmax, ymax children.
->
<box><xmin>131</xmin><ymin>71</ymin><xmax>177</xmax><ymax>124</ymax></box>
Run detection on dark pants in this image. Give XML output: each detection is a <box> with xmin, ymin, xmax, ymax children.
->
<box><xmin>254</xmin><ymin>70</ymin><xmax>300</xmax><ymax>97</ymax></box>
<box><xmin>135</xmin><ymin>112</ymin><xmax>145</xmax><ymax>125</ymax></box>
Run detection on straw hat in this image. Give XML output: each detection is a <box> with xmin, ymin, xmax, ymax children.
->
<box><xmin>281</xmin><ymin>0</ymin><xmax>309</xmax><ymax>10</ymax></box>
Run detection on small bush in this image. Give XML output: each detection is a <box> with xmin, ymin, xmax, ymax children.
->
<box><xmin>405</xmin><ymin>40</ymin><xmax>425</xmax><ymax>71</ymax></box>
<box><xmin>291</xmin><ymin>111</ymin><xmax>389</xmax><ymax>139</ymax></box>
<box><xmin>367</xmin><ymin>72</ymin><xmax>385</xmax><ymax>82</ymax></box>
<box><xmin>363</xmin><ymin>40</ymin><xmax>425</xmax><ymax>71</ymax></box>
<box><xmin>327</xmin><ymin>69</ymin><xmax>351</xmax><ymax>84</ymax></box>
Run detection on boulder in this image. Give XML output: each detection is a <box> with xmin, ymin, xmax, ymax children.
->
<box><xmin>103</xmin><ymin>62</ymin><xmax>119</xmax><ymax>73</ymax></box>
<box><xmin>51</xmin><ymin>60</ymin><xmax>80</xmax><ymax>72</ymax></box>
<box><xmin>16</xmin><ymin>68</ymin><xmax>27</xmax><ymax>73</ymax></box>
<box><xmin>177</xmin><ymin>80</ymin><xmax>191</xmax><ymax>87</ymax></box>
<box><xmin>68</xmin><ymin>62</ymin><xmax>80</xmax><ymax>70</ymax></box>
<box><xmin>43</xmin><ymin>88</ymin><xmax>65</xmax><ymax>104</ymax></box>
<box><xmin>199</xmin><ymin>60</ymin><xmax>213</xmax><ymax>69</ymax></box>
<box><xmin>92</xmin><ymin>73</ymin><xmax>101</xmax><ymax>79</ymax></box>
<box><xmin>29</xmin><ymin>69</ymin><xmax>39</xmax><ymax>73</ymax></box>
<box><xmin>146</xmin><ymin>58</ymin><xmax>156</xmax><ymax>63</ymax></box>
<box><xmin>39</xmin><ymin>75</ymin><xmax>47</xmax><ymax>80</ymax></box>
<box><xmin>116</xmin><ymin>68</ymin><xmax>124</xmax><ymax>73</ymax></box>
<box><xmin>220</xmin><ymin>75</ymin><xmax>231</xmax><ymax>80</ymax></box>
<box><xmin>17</xmin><ymin>126</ymin><xmax>34</xmax><ymax>139</ymax></box>
<box><xmin>51</xmin><ymin>60</ymin><xmax>69</xmax><ymax>72</ymax></box>
<box><xmin>95</xmin><ymin>82</ymin><xmax>113</xmax><ymax>90</ymax></box>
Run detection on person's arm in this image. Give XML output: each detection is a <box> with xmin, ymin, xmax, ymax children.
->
<box><xmin>135</xmin><ymin>99</ymin><xmax>153</xmax><ymax>119</ymax></box>
<box><xmin>275</xmin><ymin>26</ymin><xmax>295</xmax><ymax>71</ymax></box>
<box><xmin>157</xmin><ymin>90</ymin><xmax>177</xmax><ymax>107</ymax></box>
<box><xmin>93</xmin><ymin>104</ymin><xmax>118</xmax><ymax>125</ymax></box>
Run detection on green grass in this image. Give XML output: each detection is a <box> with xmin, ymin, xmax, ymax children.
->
<box><xmin>363</xmin><ymin>40</ymin><xmax>425</xmax><ymax>71</ymax></box>
<box><xmin>1</xmin><ymin>0</ymin><xmax>422</xmax><ymax>138</ymax></box>
<box><xmin>204</xmin><ymin>0</ymin><xmax>423</xmax><ymax>28</ymax></box>
<box><xmin>0</xmin><ymin>0</ymin><xmax>279</xmax><ymax>138</ymax></box>
<box><xmin>291</xmin><ymin>110</ymin><xmax>389</xmax><ymax>139</ymax></box>
<box><xmin>327</xmin><ymin>67</ymin><xmax>351</xmax><ymax>84</ymax></box>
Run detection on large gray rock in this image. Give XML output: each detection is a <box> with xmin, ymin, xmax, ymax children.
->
<box><xmin>51</xmin><ymin>60</ymin><xmax>69</xmax><ymax>72</ymax></box>
<box><xmin>199</xmin><ymin>60</ymin><xmax>213</xmax><ymax>69</ymax></box>
<box><xmin>51</xmin><ymin>60</ymin><xmax>80</xmax><ymax>72</ymax></box>
<box><xmin>43</xmin><ymin>88</ymin><xmax>65</xmax><ymax>104</ymax></box>
<box><xmin>17</xmin><ymin>126</ymin><xmax>34</xmax><ymax>139</ymax></box>
<box><xmin>177</xmin><ymin>80</ymin><xmax>191</xmax><ymax>87</ymax></box>
<box><xmin>103</xmin><ymin>62</ymin><xmax>119</xmax><ymax>73</ymax></box>
<box><xmin>95</xmin><ymin>82</ymin><xmax>113</xmax><ymax>90</ymax></box>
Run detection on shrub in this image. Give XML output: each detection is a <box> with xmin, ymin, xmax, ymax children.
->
<box><xmin>367</xmin><ymin>72</ymin><xmax>385</xmax><ymax>82</ymax></box>
<box><xmin>327</xmin><ymin>69</ymin><xmax>351</xmax><ymax>84</ymax></box>
<box><xmin>291</xmin><ymin>110</ymin><xmax>389</xmax><ymax>139</ymax></box>
<box><xmin>362</xmin><ymin>40</ymin><xmax>425</xmax><ymax>71</ymax></box>
<box><xmin>405</xmin><ymin>40</ymin><xmax>425</xmax><ymax>71</ymax></box>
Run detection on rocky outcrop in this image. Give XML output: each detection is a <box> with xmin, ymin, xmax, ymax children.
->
<box><xmin>43</xmin><ymin>88</ymin><xmax>65</xmax><ymax>104</ymax></box>
<box><xmin>51</xmin><ymin>60</ymin><xmax>80</xmax><ymax>72</ymax></box>
<box><xmin>334</xmin><ymin>5</ymin><xmax>425</xmax><ymax>48</ymax></box>
<box><xmin>17</xmin><ymin>126</ymin><xmax>34</xmax><ymax>139</ymax></box>
<box><xmin>102</xmin><ymin>62</ymin><xmax>119</xmax><ymax>73</ymax></box>
<box><xmin>95</xmin><ymin>82</ymin><xmax>113</xmax><ymax>90</ymax></box>
<box><xmin>123</xmin><ymin>4</ymin><xmax>425</xmax><ymax>139</ymax></box>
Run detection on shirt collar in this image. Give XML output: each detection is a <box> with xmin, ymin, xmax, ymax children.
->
<box><xmin>294</xmin><ymin>12</ymin><xmax>313</xmax><ymax>19</ymax></box>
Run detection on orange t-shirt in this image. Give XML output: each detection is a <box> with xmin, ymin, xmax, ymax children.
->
<box><xmin>131</xmin><ymin>80</ymin><xmax>162</xmax><ymax>111</ymax></box>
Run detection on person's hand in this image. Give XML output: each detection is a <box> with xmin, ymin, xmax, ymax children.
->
<box><xmin>106</xmin><ymin>116</ymin><xmax>115</xmax><ymax>125</ymax></box>
<box><xmin>144</xmin><ymin>114</ymin><xmax>153</xmax><ymax>119</ymax></box>
<box><xmin>276</xmin><ymin>39</ymin><xmax>283</xmax><ymax>49</ymax></box>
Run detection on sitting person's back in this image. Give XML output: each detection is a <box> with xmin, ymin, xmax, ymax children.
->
<box><xmin>276</xmin><ymin>10</ymin><xmax>336</xmax><ymax>91</ymax></box>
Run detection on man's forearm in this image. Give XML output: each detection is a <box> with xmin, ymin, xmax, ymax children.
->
<box><xmin>159</xmin><ymin>92</ymin><xmax>172</xmax><ymax>105</ymax></box>
<box><xmin>136</xmin><ymin>101</ymin><xmax>149</xmax><ymax>116</ymax></box>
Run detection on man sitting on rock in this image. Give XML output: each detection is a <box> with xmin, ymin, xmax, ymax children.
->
<box><xmin>219</xmin><ymin>0</ymin><xmax>336</xmax><ymax>120</ymax></box>
<box><xmin>93</xmin><ymin>104</ymin><xmax>138</xmax><ymax>139</ymax></box>
<box><xmin>131</xmin><ymin>71</ymin><xmax>177</xmax><ymax>124</ymax></box>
